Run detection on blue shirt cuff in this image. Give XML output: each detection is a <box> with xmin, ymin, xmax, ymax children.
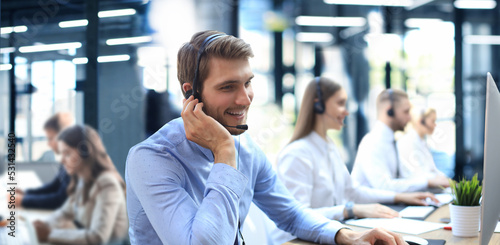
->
<box><xmin>206</xmin><ymin>163</ymin><xmax>249</xmax><ymax>198</ymax></box>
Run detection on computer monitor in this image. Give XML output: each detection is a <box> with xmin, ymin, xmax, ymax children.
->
<box><xmin>479</xmin><ymin>72</ymin><xmax>500</xmax><ymax>245</ymax></box>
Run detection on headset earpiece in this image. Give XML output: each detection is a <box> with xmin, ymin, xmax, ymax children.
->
<box><xmin>387</xmin><ymin>89</ymin><xmax>395</xmax><ymax>117</ymax></box>
<box><xmin>314</xmin><ymin>77</ymin><xmax>325</xmax><ymax>114</ymax></box>
<box><xmin>184</xmin><ymin>90</ymin><xmax>193</xmax><ymax>99</ymax></box>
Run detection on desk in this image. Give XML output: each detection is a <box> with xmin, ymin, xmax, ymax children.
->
<box><xmin>283</xmin><ymin>205</ymin><xmax>500</xmax><ymax>244</ymax></box>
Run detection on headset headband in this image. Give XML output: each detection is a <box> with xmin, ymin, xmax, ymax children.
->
<box><xmin>191</xmin><ymin>33</ymin><xmax>227</xmax><ymax>100</ymax></box>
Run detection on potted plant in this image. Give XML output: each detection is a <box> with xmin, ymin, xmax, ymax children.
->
<box><xmin>448</xmin><ymin>173</ymin><xmax>483</xmax><ymax>237</ymax></box>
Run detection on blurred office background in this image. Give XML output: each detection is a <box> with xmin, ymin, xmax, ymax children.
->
<box><xmin>1</xmin><ymin>0</ymin><xmax>498</xmax><ymax>181</ymax></box>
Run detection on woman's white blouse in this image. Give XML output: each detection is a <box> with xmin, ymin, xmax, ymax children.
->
<box><xmin>277</xmin><ymin>132</ymin><xmax>395</xmax><ymax>221</ymax></box>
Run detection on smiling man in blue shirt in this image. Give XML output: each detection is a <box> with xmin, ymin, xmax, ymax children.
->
<box><xmin>125</xmin><ymin>30</ymin><xmax>407</xmax><ymax>245</ymax></box>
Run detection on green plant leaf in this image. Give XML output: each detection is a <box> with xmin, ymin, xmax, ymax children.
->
<box><xmin>449</xmin><ymin>173</ymin><xmax>482</xmax><ymax>206</ymax></box>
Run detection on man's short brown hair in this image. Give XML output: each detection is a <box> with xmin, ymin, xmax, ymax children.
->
<box><xmin>177</xmin><ymin>30</ymin><xmax>254</xmax><ymax>96</ymax></box>
<box><xmin>43</xmin><ymin>112</ymin><xmax>74</xmax><ymax>133</ymax></box>
<box><xmin>376</xmin><ymin>89</ymin><xmax>409</xmax><ymax>115</ymax></box>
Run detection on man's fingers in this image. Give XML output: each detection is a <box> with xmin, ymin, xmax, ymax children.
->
<box><xmin>368</xmin><ymin>228</ymin><xmax>399</xmax><ymax>245</ymax></box>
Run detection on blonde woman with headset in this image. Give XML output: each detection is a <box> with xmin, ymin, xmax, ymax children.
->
<box><xmin>276</xmin><ymin>77</ymin><xmax>438</xmax><ymax>225</ymax></box>
<box><xmin>397</xmin><ymin>107</ymin><xmax>448</xmax><ymax>180</ymax></box>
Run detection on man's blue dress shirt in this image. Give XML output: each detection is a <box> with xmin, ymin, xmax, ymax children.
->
<box><xmin>126</xmin><ymin>118</ymin><xmax>346</xmax><ymax>244</ymax></box>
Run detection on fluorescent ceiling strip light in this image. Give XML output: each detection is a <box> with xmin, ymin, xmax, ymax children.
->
<box><xmin>464</xmin><ymin>35</ymin><xmax>500</xmax><ymax>45</ymax></box>
<box><xmin>0</xmin><ymin>47</ymin><xmax>16</xmax><ymax>54</ymax></box>
<box><xmin>98</xmin><ymin>54</ymin><xmax>130</xmax><ymax>63</ymax></box>
<box><xmin>106</xmin><ymin>36</ymin><xmax>153</xmax><ymax>45</ymax></box>
<box><xmin>19</xmin><ymin>42</ymin><xmax>82</xmax><ymax>53</ymax></box>
<box><xmin>98</xmin><ymin>8</ymin><xmax>136</xmax><ymax>18</ymax></box>
<box><xmin>0</xmin><ymin>64</ymin><xmax>13</xmax><ymax>71</ymax></box>
<box><xmin>324</xmin><ymin>0</ymin><xmax>413</xmax><ymax>7</ymax></box>
<box><xmin>296</xmin><ymin>32</ymin><xmax>334</xmax><ymax>43</ymax></box>
<box><xmin>72</xmin><ymin>54</ymin><xmax>131</xmax><ymax>64</ymax></box>
<box><xmin>72</xmin><ymin>57</ymin><xmax>88</xmax><ymax>64</ymax></box>
<box><xmin>58</xmin><ymin>8</ymin><xmax>137</xmax><ymax>28</ymax></box>
<box><xmin>296</xmin><ymin>16</ymin><xmax>366</xmax><ymax>27</ymax></box>
<box><xmin>59</xmin><ymin>19</ymin><xmax>88</xmax><ymax>28</ymax></box>
<box><xmin>404</xmin><ymin>18</ymin><xmax>443</xmax><ymax>28</ymax></box>
<box><xmin>454</xmin><ymin>0</ymin><xmax>496</xmax><ymax>9</ymax></box>
<box><xmin>1</xmin><ymin>25</ymin><xmax>28</xmax><ymax>34</ymax></box>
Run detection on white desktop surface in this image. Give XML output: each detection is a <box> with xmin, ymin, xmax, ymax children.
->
<box><xmin>0</xmin><ymin>170</ymin><xmax>43</xmax><ymax>190</ymax></box>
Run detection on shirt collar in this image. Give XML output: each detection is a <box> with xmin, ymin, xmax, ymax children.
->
<box><xmin>409</xmin><ymin>129</ymin><xmax>426</xmax><ymax>146</ymax></box>
<box><xmin>373</xmin><ymin>120</ymin><xmax>395</xmax><ymax>142</ymax></box>
<box><xmin>308</xmin><ymin>131</ymin><xmax>335</xmax><ymax>155</ymax></box>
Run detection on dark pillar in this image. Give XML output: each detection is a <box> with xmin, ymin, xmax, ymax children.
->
<box><xmin>385</xmin><ymin>62</ymin><xmax>392</xmax><ymax>89</ymax></box>
<box><xmin>383</xmin><ymin>7</ymin><xmax>392</xmax><ymax>89</ymax></box>
<box><xmin>9</xmin><ymin>41</ymin><xmax>15</xmax><ymax>134</ymax></box>
<box><xmin>314</xmin><ymin>46</ymin><xmax>322</xmax><ymax>77</ymax></box>
<box><xmin>84</xmin><ymin>0</ymin><xmax>99</xmax><ymax>129</ymax></box>
<box><xmin>8</xmin><ymin>14</ymin><xmax>16</xmax><ymax>134</ymax></box>
<box><xmin>454</xmin><ymin>2</ymin><xmax>465</xmax><ymax>180</ymax></box>
<box><xmin>230</xmin><ymin>0</ymin><xmax>239</xmax><ymax>37</ymax></box>
<box><xmin>273</xmin><ymin>0</ymin><xmax>284</xmax><ymax>107</ymax></box>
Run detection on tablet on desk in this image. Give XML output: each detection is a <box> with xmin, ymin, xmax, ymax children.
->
<box><xmin>399</xmin><ymin>206</ymin><xmax>436</xmax><ymax>220</ymax></box>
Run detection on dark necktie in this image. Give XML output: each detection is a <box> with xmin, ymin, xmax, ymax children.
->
<box><xmin>234</xmin><ymin>220</ymin><xmax>245</xmax><ymax>245</ymax></box>
<box><xmin>393</xmin><ymin>140</ymin><xmax>400</xmax><ymax>178</ymax></box>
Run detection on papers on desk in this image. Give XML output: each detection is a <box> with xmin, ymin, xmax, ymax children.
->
<box><xmin>346</xmin><ymin>218</ymin><xmax>446</xmax><ymax>235</ymax></box>
<box><xmin>399</xmin><ymin>206</ymin><xmax>436</xmax><ymax>219</ymax></box>
<box><xmin>496</xmin><ymin>222</ymin><xmax>500</xmax><ymax>233</ymax></box>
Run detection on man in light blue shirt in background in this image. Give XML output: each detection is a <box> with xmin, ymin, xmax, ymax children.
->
<box><xmin>125</xmin><ymin>30</ymin><xmax>407</xmax><ymax>245</ymax></box>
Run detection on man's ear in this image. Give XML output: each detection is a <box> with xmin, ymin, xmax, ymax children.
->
<box><xmin>182</xmin><ymin>83</ymin><xmax>193</xmax><ymax>93</ymax></box>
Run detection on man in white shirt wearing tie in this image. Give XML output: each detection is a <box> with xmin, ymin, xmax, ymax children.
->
<box><xmin>351</xmin><ymin>89</ymin><xmax>449</xmax><ymax>192</ymax></box>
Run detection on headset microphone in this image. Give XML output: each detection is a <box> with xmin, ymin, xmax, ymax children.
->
<box><xmin>222</xmin><ymin>124</ymin><xmax>248</xmax><ymax>130</ymax></box>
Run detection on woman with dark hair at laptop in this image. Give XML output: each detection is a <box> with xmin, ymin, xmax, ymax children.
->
<box><xmin>272</xmin><ymin>77</ymin><xmax>438</xmax><ymax>243</ymax></box>
<box><xmin>32</xmin><ymin>125</ymin><xmax>128</xmax><ymax>244</ymax></box>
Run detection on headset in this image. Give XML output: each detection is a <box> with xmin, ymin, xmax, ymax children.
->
<box><xmin>420</xmin><ymin>109</ymin><xmax>432</xmax><ymax>130</ymax></box>
<box><xmin>387</xmin><ymin>89</ymin><xmax>395</xmax><ymax>117</ymax></box>
<box><xmin>184</xmin><ymin>33</ymin><xmax>248</xmax><ymax>131</ymax></box>
<box><xmin>313</xmin><ymin>77</ymin><xmax>325</xmax><ymax>114</ymax></box>
<box><xmin>184</xmin><ymin>33</ymin><xmax>226</xmax><ymax>101</ymax></box>
<box><xmin>420</xmin><ymin>113</ymin><xmax>427</xmax><ymax>126</ymax></box>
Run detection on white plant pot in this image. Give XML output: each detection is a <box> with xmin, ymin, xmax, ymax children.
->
<box><xmin>449</xmin><ymin>203</ymin><xmax>480</xmax><ymax>237</ymax></box>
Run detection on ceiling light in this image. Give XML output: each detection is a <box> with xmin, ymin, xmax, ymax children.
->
<box><xmin>454</xmin><ymin>0</ymin><xmax>496</xmax><ymax>9</ymax></box>
<box><xmin>106</xmin><ymin>36</ymin><xmax>153</xmax><ymax>45</ymax></box>
<box><xmin>59</xmin><ymin>19</ymin><xmax>88</xmax><ymax>28</ymax></box>
<box><xmin>296</xmin><ymin>32</ymin><xmax>334</xmax><ymax>43</ymax></box>
<box><xmin>72</xmin><ymin>57</ymin><xmax>88</xmax><ymax>64</ymax></box>
<box><xmin>1</xmin><ymin>25</ymin><xmax>28</xmax><ymax>34</ymax></box>
<box><xmin>0</xmin><ymin>64</ymin><xmax>12</xmax><ymax>71</ymax></box>
<box><xmin>98</xmin><ymin>8</ymin><xmax>137</xmax><ymax>18</ymax></box>
<box><xmin>19</xmin><ymin>42</ymin><xmax>82</xmax><ymax>53</ymax></box>
<box><xmin>58</xmin><ymin>8</ymin><xmax>137</xmax><ymax>28</ymax></box>
<box><xmin>98</xmin><ymin>54</ymin><xmax>130</xmax><ymax>63</ymax></box>
<box><xmin>0</xmin><ymin>47</ymin><xmax>16</xmax><ymax>54</ymax></box>
<box><xmin>296</xmin><ymin>16</ymin><xmax>366</xmax><ymax>27</ymax></box>
<box><xmin>72</xmin><ymin>54</ymin><xmax>131</xmax><ymax>64</ymax></box>
<box><xmin>324</xmin><ymin>0</ymin><xmax>413</xmax><ymax>7</ymax></box>
<box><xmin>404</xmin><ymin>18</ymin><xmax>443</xmax><ymax>28</ymax></box>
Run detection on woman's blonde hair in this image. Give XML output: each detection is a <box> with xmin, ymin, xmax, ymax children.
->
<box><xmin>289</xmin><ymin>77</ymin><xmax>342</xmax><ymax>143</ymax></box>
